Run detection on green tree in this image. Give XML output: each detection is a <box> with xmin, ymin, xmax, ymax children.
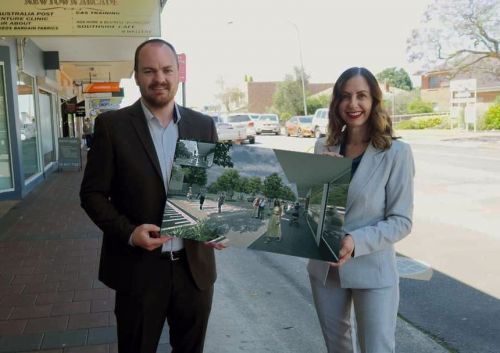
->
<box><xmin>175</xmin><ymin>141</ymin><xmax>192</xmax><ymax>159</ymax></box>
<box><xmin>376</xmin><ymin>67</ymin><xmax>413</xmax><ymax>91</ymax></box>
<box><xmin>236</xmin><ymin>176</ymin><xmax>251</xmax><ymax>195</ymax></box>
<box><xmin>247</xmin><ymin>176</ymin><xmax>262</xmax><ymax>196</ymax></box>
<box><xmin>280</xmin><ymin>185</ymin><xmax>296</xmax><ymax>201</ymax></box>
<box><xmin>213</xmin><ymin>143</ymin><xmax>233</xmax><ymax>168</ymax></box>
<box><xmin>182</xmin><ymin>167</ymin><xmax>207</xmax><ymax>187</ymax></box>
<box><xmin>407</xmin><ymin>99</ymin><xmax>434</xmax><ymax>114</ymax></box>
<box><xmin>263</xmin><ymin>173</ymin><xmax>285</xmax><ymax>200</ymax></box>
<box><xmin>271</xmin><ymin>67</ymin><xmax>310</xmax><ymax>120</ymax></box>
<box><xmin>215</xmin><ymin>76</ymin><xmax>247</xmax><ymax>112</ymax></box>
<box><xmin>483</xmin><ymin>100</ymin><xmax>500</xmax><ymax>129</ymax></box>
<box><xmin>407</xmin><ymin>0</ymin><xmax>500</xmax><ymax>78</ymax></box>
<box><xmin>210</xmin><ymin>169</ymin><xmax>240</xmax><ymax>200</ymax></box>
<box><xmin>306</xmin><ymin>94</ymin><xmax>331</xmax><ymax>116</ymax></box>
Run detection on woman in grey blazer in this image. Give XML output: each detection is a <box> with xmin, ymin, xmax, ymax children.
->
<box><xmin>308</xmin><ymin>67</ymin><xmax>415</xmax><ymax>353</ymax></box>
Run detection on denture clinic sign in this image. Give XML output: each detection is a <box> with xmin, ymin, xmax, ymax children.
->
<box><xmin>0</xmin><ymin>0</ymin><xmax>160</xmax><ymax>36</ymax></box>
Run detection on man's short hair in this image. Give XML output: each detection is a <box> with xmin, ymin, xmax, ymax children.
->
<box><xmin>134</xmin><ymin>38</ymin><xmax>178</xmax><ymax>72</ymax></box>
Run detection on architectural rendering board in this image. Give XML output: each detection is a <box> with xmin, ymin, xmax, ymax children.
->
<box><xmin>161</xmin><ymin>140</ymin><xmax>352</xmax><ymax>262</ymax></box>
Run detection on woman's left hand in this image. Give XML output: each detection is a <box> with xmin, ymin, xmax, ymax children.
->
<box><xmin>329</xmin><ymin>235</ymin><xmax>354</xmax><ymax>267</ymax></box>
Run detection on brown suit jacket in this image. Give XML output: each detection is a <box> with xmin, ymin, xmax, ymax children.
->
<box><xmin>80</xmin><ymin>100</ymin><xmax>218</xmax><ymax>292</ymax></box>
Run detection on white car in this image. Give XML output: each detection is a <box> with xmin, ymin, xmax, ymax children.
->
<box><xmin>255</xmin><ymin>114</ymin><xmax>280</xmax><ymax>135</ymax></box>
<box><xmin>211</xmin><ymin>115</ymin><xmax>246</xmax><ymax>142</ymax></box>
<box><xmin>225</xmin><ymin>113</ymin><xmax>257</xmax><ymax>144</ymax></box>
<box><xmin>311</xmin><ymin>108</ymin><xmax>329</xmax><ymax>138</ymax></box>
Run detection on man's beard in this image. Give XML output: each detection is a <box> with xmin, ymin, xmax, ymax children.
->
<box><xmin>141</xmin><ymin>84</ymin><xmax>175</xmax><ymax>109</ymax></box>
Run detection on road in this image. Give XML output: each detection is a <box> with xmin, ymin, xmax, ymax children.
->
<box><xmin>240</xmin><ymin>131</ymin><xmax>500</xmax><ymax>353</ymax></box>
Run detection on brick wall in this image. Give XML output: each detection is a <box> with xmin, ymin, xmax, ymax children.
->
<box><xmin>247</xmin><ymin>82</ymin><xmax>333</xmax><ymax>113</ymax></box>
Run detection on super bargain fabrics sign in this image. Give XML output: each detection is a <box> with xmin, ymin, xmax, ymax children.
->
<box><xmin>0</xmin><ymin>0</ymin><xmax>160</xmax><ymax>36</ymax></box>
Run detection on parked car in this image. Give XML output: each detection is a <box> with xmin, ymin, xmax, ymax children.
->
<box><xmin>225</xmin><ymin>113</ymin><xmax>256</xmax><ymax>144</ymax></box>
<box><xmin>285</xmin><ymin>115</ymin><xmax>313</xmax><ymax>137</ymax></box>
<box><xmin>311</xmin><ymin>108</ymin><xmax>329</xmax><ymax>138</ymax></box>
<box><xmin>211</xmin><ymin>115</ymin><xmax>246</xmax><ymax>143</ymax></box>
<box><xmin>255</xmin><ymin>114</ymin><xmax>280</xmax><ymax>135</ymax></box>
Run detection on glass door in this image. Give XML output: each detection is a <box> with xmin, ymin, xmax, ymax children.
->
<box><xmin>17</xmin><ymin>72</ymin><xmax>41</xmax><ymax>181</ymax></box>
<box><xmin>38</xmin><ymin>89</ymin><xmax>56</xmax><ymax>168</ymax></box>
<box><xmin>0</xmin><ymin>62</ymin><xmax>14</xmax><ymax>191</ymax></box>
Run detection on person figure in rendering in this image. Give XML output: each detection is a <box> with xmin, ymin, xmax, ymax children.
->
<box><xmin>217</xmin><ymin>193</ymin><xmax>225</xmax><ymax>213</ymax></box>
<box><xmin>80</xmin><ymin>39</ymin><xmax>225</xmax><ymax>353</ymax></box>
<box><xmin>82</xmin><ymin>117</ymin><xmax>93</xmax><ymax>150</ymax></box>
<box><xmin>307</xmin><ymin>67</ymin><xmax>415</xmax><ymax>353</ymax></box>
<box><xmin>199</xmin><ymin>193</ymin><xmax>206</xmax><ymax>210</ymax></box>
<box><xmin>264</xmin><ymin>200</ymin><xmax>282</xmax><ymax>243</ymax></box>
<box><xmin>252</xmin><ymin>196</ymin><xmax>260</xmax><ymax>218</ymax></box>
<box><xmin>258</xmin><ymin>197</ymin><xmax>266</xmax><ymax>219</ymax></box>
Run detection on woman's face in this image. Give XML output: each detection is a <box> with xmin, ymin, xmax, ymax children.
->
<box><xmin>338</xmin><ymin>75</ymin><xmax>373</xmax><ymax>129</ymax></box>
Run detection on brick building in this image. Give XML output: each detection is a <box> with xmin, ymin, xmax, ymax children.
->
<box><xmin>247</xmin><ymin>82</ymin><xmax>333</xmax><ymax>113</ymax></box>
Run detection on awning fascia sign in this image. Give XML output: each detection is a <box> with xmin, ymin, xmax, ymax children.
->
<box><xmin>0</xmin><ymin>0</ymin><xmax>161</xmax><ymax>37</ymax></box>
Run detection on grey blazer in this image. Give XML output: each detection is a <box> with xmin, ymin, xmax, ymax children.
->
<box><xmin>307</xmin><ymin>137</ymin><xmax>415</xmax><ymax>289</ymax></box>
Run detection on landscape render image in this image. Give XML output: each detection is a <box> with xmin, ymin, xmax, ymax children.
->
<box><xmin>161</xmin><ymin>140</ymin><xmax>352</xmax><ymax>262</ymax></box>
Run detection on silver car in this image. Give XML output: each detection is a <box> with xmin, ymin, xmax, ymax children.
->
<box><xmin>255</xmin><ymin>114</ymin><xmax>280</xmax><ymax>135</ymax></box>
<box><xmin>311</xmin><ymin>108</ymin><xmax>329</xmax><ymax>138</ymax></box>
<box><xmin>225</xmin><ymin>114</ymin><xmax>257</xmax><ymax>144</ymax></box>
<box><xmin>211</xmin><ymin>115</ymin><xmax>246</xmax><ymax>142</ymax></box>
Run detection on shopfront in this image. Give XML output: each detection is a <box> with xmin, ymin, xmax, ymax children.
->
<box><xmin>0</xmin><ymin>38</ymin><xmax>60</xmax><ymax>199</ymax></box>
<box><xmin>0</xmin><ymin>61</ymin><xmax>14</xmax><ymax>193</ymax></box>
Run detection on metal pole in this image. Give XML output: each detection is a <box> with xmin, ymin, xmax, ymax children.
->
<box><xmin>289</xmin><ymin>21</ymin><xmax>307</xmax><ymax>115</ymax></box>
<box><xmin>182</xmin><ymin>82</ymin><xmax>186</xmax><ymax>107</ymax></box>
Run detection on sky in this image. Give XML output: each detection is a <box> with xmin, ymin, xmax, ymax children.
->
<box><xmin>121</xmin><ymin>0</ymin><xmax>432</xmax><ymax>109</ymax></box>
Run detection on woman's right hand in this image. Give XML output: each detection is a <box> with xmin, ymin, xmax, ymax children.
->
<box><xmin>322</xmin><ymin>151</ymin><xmax>343</xmax><ymax>158</ymax></box>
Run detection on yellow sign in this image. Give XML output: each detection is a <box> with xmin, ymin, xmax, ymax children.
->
<box><xmin>0</xmin><ymin>0</ymin><xmax>160</xmax><ymax>36</ymax></box>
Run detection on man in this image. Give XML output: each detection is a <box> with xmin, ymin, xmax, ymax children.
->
<box><xmin>258</xmin><ymin>198</ymin><xmax>266</xmax><ymax>219</ymax></box>
<box><xmin>80</xmin><ymin>39</ymin><xmax>224</xmax><ymax>353</ymax></box>
<box><xmin>82</xmin><ymin>117</ymin><xmax>93</xmax><ymax>150</ymax></box>
<box><xmin>199</xmin><ymin>193</ymin><xmax>205</xmax><ymax>210</ymax></box>
<box><xmin>217</xmin><ymin>193</ymin><xmax>225</xmax><ymax>213</ymax></box>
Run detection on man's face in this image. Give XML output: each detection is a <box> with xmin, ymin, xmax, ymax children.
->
<box><xmin>134</xmin><ymin>43</ymin><xmax>179</xmax><ymax>109</ymax></box>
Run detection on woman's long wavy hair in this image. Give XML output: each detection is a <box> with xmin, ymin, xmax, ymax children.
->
<box><xmin>326</xmin><ymin>67</ymin><xmax>396</xmax><ymax>150</ymax></box>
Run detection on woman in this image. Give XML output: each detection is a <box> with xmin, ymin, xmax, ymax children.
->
<box><xmin>265</xmin><ymin>200</ymin><xmax>282</xmax><ymax>243</ymax></box>
<box><xmin>308</xmin><ymin>67</ymin><xmax>415</xmax><ymax>353</ymax></box>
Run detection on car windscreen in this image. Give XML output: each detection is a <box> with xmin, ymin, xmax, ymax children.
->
<box><xmin>227</xmin><ymin>115</ymin><xmax>250</xmax><ymax>123</ymax></box>
<box><xmin>259</xmin><ymin>115</ymin><xmax>278</xmax><ymax>122</ymax></box>
<box><xmin>298</xmin><ymin>117</ymin><xmax>312</xmax><ymax>123</ymax></box>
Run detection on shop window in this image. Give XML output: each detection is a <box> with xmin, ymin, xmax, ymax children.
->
<box><xmin>17</xmin><ymin>72</ymin><xmax>41</xmax><ymax>180</ymax></box>
<box><xmin>0</xmin><ymin>63</ymin><xmax>14</xmax><ymax>191</ymax></box>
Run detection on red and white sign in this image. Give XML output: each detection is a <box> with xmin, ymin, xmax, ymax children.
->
<box><xmin>178</xmin><ymin>53</ymin><xmax>186</xmax><ymax>83</ymax></box>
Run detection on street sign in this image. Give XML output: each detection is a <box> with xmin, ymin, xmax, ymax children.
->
<box><xmin>450</xmin><ymin>79</ymin><xmax>477</xmax><ymax>104</ymax></box>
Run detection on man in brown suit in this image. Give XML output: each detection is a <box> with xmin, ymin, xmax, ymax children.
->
<box><xmin>80</xmin><ymin>39</ymin><xmax>224</xmax><ymax>353</ymax></box>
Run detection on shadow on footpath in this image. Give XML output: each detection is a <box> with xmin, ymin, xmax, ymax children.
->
<box><xmin>399</xmin><ymin>269</ymin><xmax>500</xmax><ymax>353</ymax></box>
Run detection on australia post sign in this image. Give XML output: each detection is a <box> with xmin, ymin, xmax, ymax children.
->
<box><xmin>0</xmin><ymin>0</ymin><xmax>160</xmax><ymax>36</ymax></box>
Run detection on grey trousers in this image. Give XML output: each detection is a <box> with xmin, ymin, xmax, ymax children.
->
<box><xmin>309</xmin><ymin>273</ymin><xmax>399</xmax><ymax>353</ymax></box>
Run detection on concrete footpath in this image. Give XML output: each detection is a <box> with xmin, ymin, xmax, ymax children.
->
<box><xmin>0</xmin><ymin>153</ymin><xmax>448</xmax><ymax>353</ymax></box>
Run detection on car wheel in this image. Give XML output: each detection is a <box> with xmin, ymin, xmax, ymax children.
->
<box><xmin>314</xmin><ymin>127</ymin><xmax>321</xmax><ymax>138</ymax></box>
<box><xmin>286</xmin><ymin>130</ymin><xmax>290</xmax><ymax>136</ymax></box>
<box><xmin>249</xmin><ymin>137</ymin><xmax>255</xmax><ymax>144</ymax></box>
<box><xmin>298</xmin><ymin>128</ymin><xmax>303</xmax><ymax>138</ymax></box>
